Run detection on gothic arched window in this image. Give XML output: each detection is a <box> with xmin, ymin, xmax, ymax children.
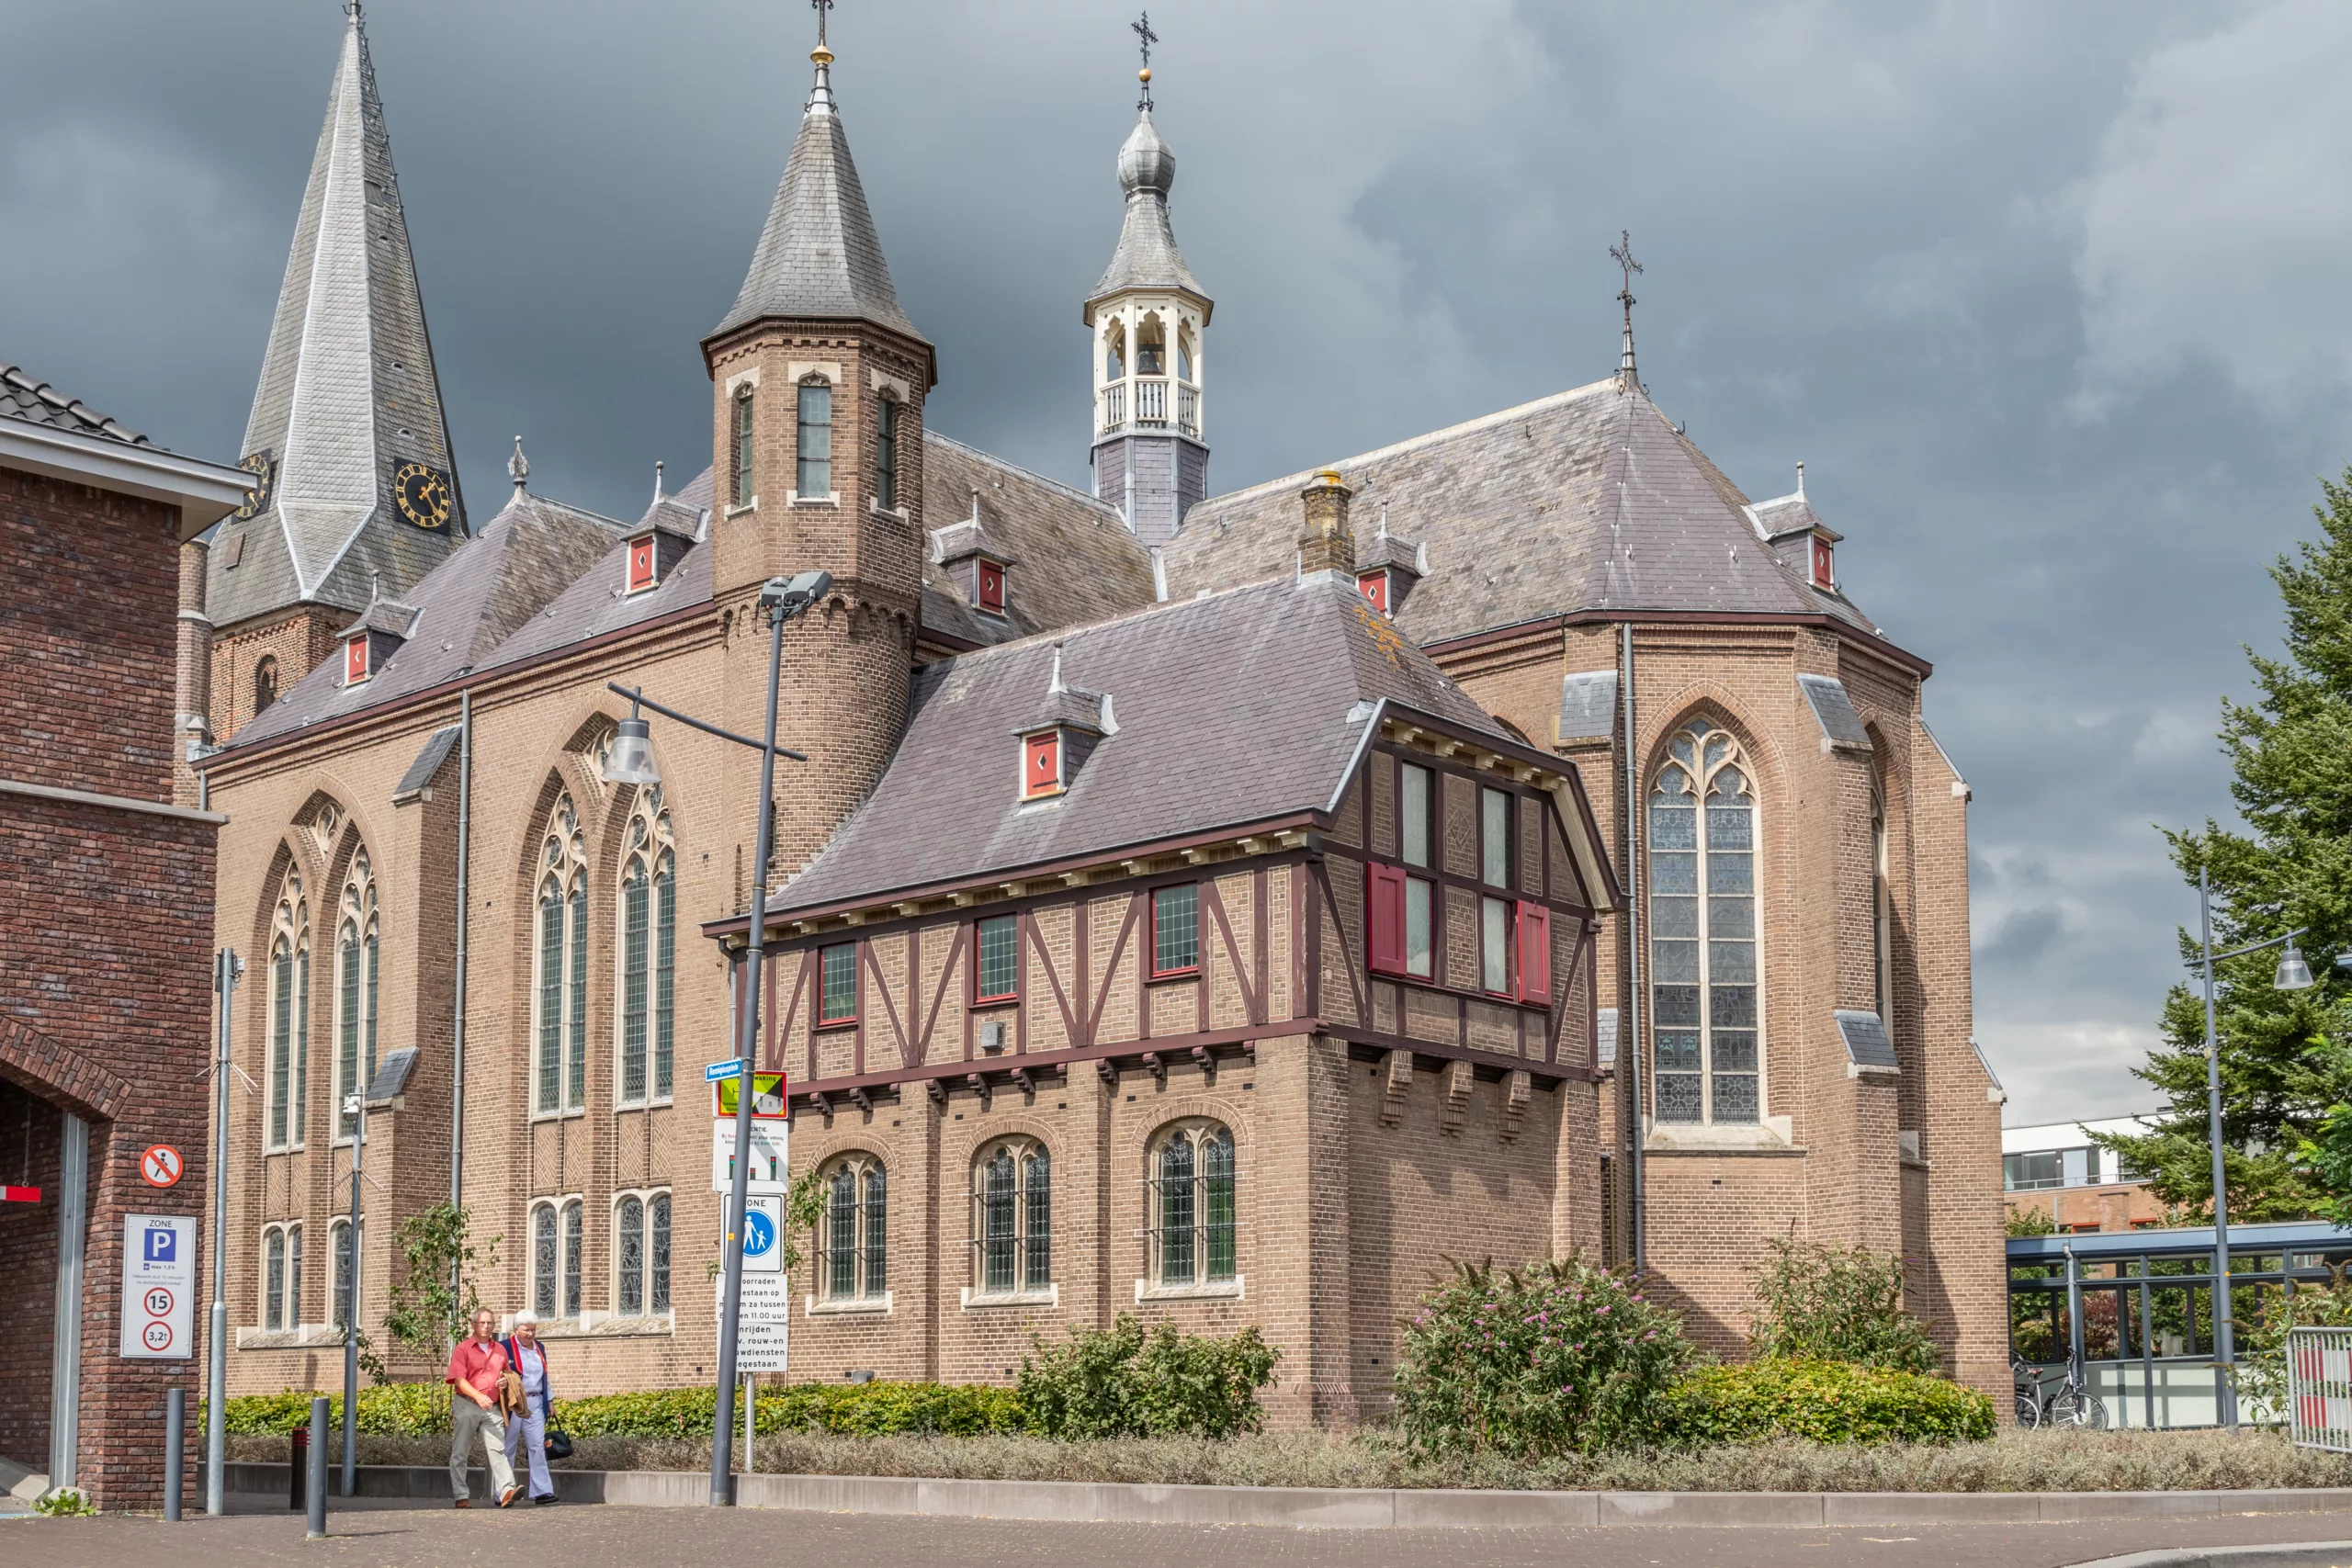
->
<box><xmin>535</xmin><ymin>795</ymin><xmax>588</xmax><ymax>1115</ymax></box>
<box><xmin>267</xmin><ymin>869</ymin><xmax>309</xmax><ymax>1150</ymax></box>
<box><xmin>1148</xmin><ymin>1122</ymin><xmax>1237</xmax><ymax>1288</ymax></box>
<box><xmin>1648</xmin><ymin>719</ymin><xmax>1759</xmax><ymax>1125</ymax></box>
<box><xmin>1872</xmin><ymin>793</ymin><xmax>1892</xmax><ymax>1024</ymax></box>
<box><xmin>875</xmin><ymin>394</ymin><xmax>899</xmax><ymax>511</ymax></box>
<box><xmin>971</xmin><ymin>1140</ymin><xmax>1051</xmax><ymax>1297</ymax></box>
<box><xmin>796</xmin><ymin>378</ymin><xmax>831</xmax><ymax>497</ymax></box>
<box><xmin>254</xmin><ymin>656</ymin><xmax>279</xmax><ymax>716</ymax></box>
<box><xmin>817</xmin><ymin>1155</ymin><xmax>888</xmax><ymax>1303</ymax></box>
<box><xmin>1102</xmin><ymin>321</ymin><xmax>1125</xmax><ymax>384</ymax></box>
<box><xmin>334</xmin><ymin>848</ymin><xmax>378</xmax><ymax>1140</ymax></box>
<box><xmin>617</xmin><ymin>787</ymin><xmax>676</xmax><ymax>1105</ymax></box>
<box><xmin>732</xmin><ymin>384</ymin><xmax>755</xmax><ymax>507</ymax></box>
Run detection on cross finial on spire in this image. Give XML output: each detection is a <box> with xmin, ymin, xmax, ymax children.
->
<box><xmin>1610</xmin><ymin>229</ymin><xmax>1644</xmax><ymax>391</ymax></box>
<box><xmin>807</xmin><ymin>0</ymin><xmax>837</xmax><ymax>114</ymax></box>
<box><xmin>508</xmin><ymin>434</ymin><xmax>529</xmax><ymax>493</ymax></box>
<box><xmin>813</xmin><ymin>0</ymin><xmax>832</xmax><ymax>48</ymax></box>
<box><xmin>1133</xmin><ymin>11</ymin><xmax>1158</xmax><ymax>112</ymax></box>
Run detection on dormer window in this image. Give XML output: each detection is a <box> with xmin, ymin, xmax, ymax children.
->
<box><xmin>1023</xmin><ymin>730</ymin><xmax>1063</xmax><ymax>799</ymax></box>
<box><xmin>345</xmin><ymin>636</ymin><xmax>371</xmax><ymax>685</ymax></box>
<box><xmin>1357</xmin><ymin>570</ymin><xmax>1390</xmax><ymax>614</ymax></box>
<box><xmin>1812</xmin><ymin>536</ymin><xmax>1834</xmax><ymax>590</ymax></box>
<box><xmin>978</xmin><ymin>558</ymin><xmax>1007</xmax><ymax>615</ymax></box>
<box><xmin>628</xmin><ymin>536</ymin><xmax>657</xmax><ymax>594</ymax></box>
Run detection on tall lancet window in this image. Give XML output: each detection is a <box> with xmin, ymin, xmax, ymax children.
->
<box><xmin>1872</xmin><ymin>793</ymin><xmax>1892</xmax><ymax>1023</ymax></box>
<box><xmin>536</xmin><ymin>794</ymin><xmax>590</xmax><ymax>1115</ymax></box>
<box><xmin>1649</xmin><ymin>719</ymin><xmax>1760</xmax><ymax>1125</ymax></box>
<box><xmin>266</xmin><ymin>870</ymin><xmax>310</xmax><ymax>1151</ymax></box>
<box><xmin>796</xmin><ymin>380</ymin><xmax>831</xmax><ymax>497</ymax></box>
<box><xmin>334</xmin><ymin>849</ymin><xmax>378</xmax><ymax>1140</ymax></box>
<box><xmin>875</xmin><ymin>396</ymin><xmax>899</xmax><ymax>511</ymax></box>
<box><xmin>617</xmin><ymin>786</ymin><xmax>676</xmax><ymax>1106</ymax></box>
<box><xmin>732</xmin><ymin>385</ymin><xmax>755</xmax><ymax>507</ymax></box>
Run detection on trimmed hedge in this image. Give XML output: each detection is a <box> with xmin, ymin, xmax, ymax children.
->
<box><xmin>214</xmin><ymin>1380</ymin><xmax>1026</xmax><ymax>1439</ymax></box>
<box><xmin>1668</xmin><ymin>1359</ymin><xmax>1995</xmax><ymax>1446</ymax></box>
<box><xmin>209</xmin><ymin>1382</ymin><xmax>447</xmax><ymax>1437</ymax></box>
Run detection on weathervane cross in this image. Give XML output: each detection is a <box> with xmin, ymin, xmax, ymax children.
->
<box><xmin>1133</xmin><ymin>11</ymin><xmax>1157</xmax><ymax>69</ymax></box>
<box><xmin>812</xmin><ymin>0</ymin><xmax>831</xmax><ymax>49</ymax></box>
<box><xmin>1611</xmin><ymin>229</ymin><xmax>1642</xmax><ymax>312</ymax></box>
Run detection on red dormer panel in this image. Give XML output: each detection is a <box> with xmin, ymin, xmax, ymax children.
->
<box><xmin>344</xmin><ymin>636</ymin><xmax>370</xmax><ymax>685</ymax></box>
<box><xmin>1812</xmin><ymin>537</ymin><xmax>1834</xmax><ymax>590</ymax></box>
<box><xmin>978</xmin><ymin>558</ymin><xmax>1006</xmax><ymax>615</ymax></box>
<box><xmin>1357</xmin><ymin>570</ymin><xmax>1390</xmax><ymax>614</ymax></box>
<box><xmin>1023</xmin><ymin>729</ymin><xmax>1062</xmax><ymax>799</ymax></box>
<box><xmin>628</xmin><ymin>536</ymin><xmax>657</xmax><ymax>593</ymax></box>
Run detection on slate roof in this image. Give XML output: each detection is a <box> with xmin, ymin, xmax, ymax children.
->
<box><xmin>710</xmin><ymin>59</ymin><xmax>922</xmax><ymax>344</ymax></box>
<box><xmin>1159</xmin><ymin>378</ymin><xmax>1886</xmax><ymax>648</ymax></box>
<box><xmin>481</xmin><ymin>469</ymin><xmax>715</xmax><ymax>672</ymax></box>
<box><xmin>1086</xmin><ymin>108</ymin><xmax>1207</xmax><ymax>314</ymax></box>
<box><xmin>0</xmin><ymin>366</ymin><xmax>150</xmax><ymax>446</ymax></box>
<box><xmin>767</xmin><ymin>573</ymin><xmax>1506</xmax><ymax>916</ymax></box>
<box><xmin>917</xmin><ymin>433</ymin><xmax>1157</xmax><ymax>649</ymax></box>
<box><xmin>225</xmin><ymin>484</ymin><xmax>635</xmax><ymax>750</ymax></box>
<box><xmin>208</xmin><ymin>6</ymin><xmax>463</xmax><ymax>630</ymax></box>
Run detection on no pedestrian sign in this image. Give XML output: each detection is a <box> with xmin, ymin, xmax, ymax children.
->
<box><xmin>120</xmin><ymin>1213</ymin><xmax>194</xmax><ymax>1359</ymax></box>
<box><xmin>141</xmin><ymin>1145</ymin><xmax>183</xmax><ymax>1188</ymax></box>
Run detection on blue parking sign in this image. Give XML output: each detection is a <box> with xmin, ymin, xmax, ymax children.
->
<box><xmin>145</xmin><ymin>1226</ymin><xmax>176</xmax><ymax>1264</ymax></box>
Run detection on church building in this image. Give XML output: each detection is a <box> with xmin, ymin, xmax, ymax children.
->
<box><xmin>191</xmin><ymin>7</ymin><xmax>2004</xmax><ymax>1418</ymax></box>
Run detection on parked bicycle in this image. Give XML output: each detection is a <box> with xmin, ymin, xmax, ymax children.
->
<box><xmin>2012</xmin><ymin>1350</ymin><xmax>2109</xmax><ymax>1428</ymax></box>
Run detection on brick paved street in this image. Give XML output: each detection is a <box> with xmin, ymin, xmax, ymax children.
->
<box><xmin>6</xmin><ymin>1501</ymin><xmax>2352</xmax><ymax>1568</ymax></box>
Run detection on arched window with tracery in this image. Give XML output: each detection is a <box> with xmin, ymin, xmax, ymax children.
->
<box><xmin>971</xmin><ymin>1140</ymin><xmax>1051</xmax><ymax>1297</ymax></box>
<box><xmin>617</xmin><ymin>787</ymin><xmax>675</xmax><ymax>1106</ymax></box>
<box><xmin>1648</xmin><ymin>718</ymin><xmax>1759</xmax><ymax>1125</ymax></box>
<box><xmin>536</xmin><ymin>794</ymin><xmax>589</xmax><ymax>1115</ymax></box>
<box><xmin>1148</xmin><ymin>1122</ymin><xmax>1237</xmax><ymax>1288</ymax></box>
<box><xmin>1872</xmin><ymin>792</ymin><xmax>1892</xmax><ymax>1024</ymax></box>
<box><xmin>267</xmin><ymin>869</ymin><xmax>310</xmax><ymax>1151</ymax></box>
<box><xmin>816</xmin><ymin>1155</ymin><xmax>888</xmax><ymax>1303</ymax></box>
<box><xmin>254</xmin><ymin>655</ymin><xmax>279</xmax><ymax>716</ymax></box>
<box><xmin>335</xmin><ymin>848</ymin><xmax>378</xmax><ymax>1140</ymax></box>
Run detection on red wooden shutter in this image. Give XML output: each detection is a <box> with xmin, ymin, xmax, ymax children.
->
<box><xmin>345</xmin><ymin>637</ymin><xmax>368</xmax><ymax>684</ymax></box>
<box><xmin>628</xmin><ymin>537</ymin><xmax>656</xmax><ymax>592</ymax></box>
<box><xmin>978</xmin><ymin>560</ymin><xmax>1006</xmax><ymax>613</ymax></box>
<box><xmin>1516</xmin><ymin>901</ymin><xmax>1550</xmax><ymax>1004</ymax></box>
<box><xmin>1367</xmin><ymin>864</ymin><xmax>1407</xmax><ymax>976</ymax></box>
<box><xmin>1357</xmin><ymin>570</ymin><xmax>1388</xmax><ymax>613</ymax></box>
<box><xmin>1023</xmin><ymin>730</ymin><xmax>1061</xmax><ymax>798</ymax></box>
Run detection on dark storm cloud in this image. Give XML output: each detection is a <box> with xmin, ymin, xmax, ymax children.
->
<box><xmin>8</xmin><ymin>1</ymin><xmax>2350</xmax><ymax>1122</ymax></box>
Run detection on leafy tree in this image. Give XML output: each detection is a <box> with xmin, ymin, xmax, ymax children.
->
<box><xmin>1745</xmin><ymin>1237</ymin><xmax>1941</xmax><ymax>1375</ymax></box>
<box><xmin>380</xmin><ymin>1203</ymin><xmax>499</xmax><ymax>1419</ymax></box>
<box><xmin>2095</xmin><ymin>469</ymin><xmax>2352</xmax><ymax>1224</ymax></box>
<box><xmin>2003</xmin><ymin>1206</ymin><xmax>2056</xmax><ymax>1237</ymax></box>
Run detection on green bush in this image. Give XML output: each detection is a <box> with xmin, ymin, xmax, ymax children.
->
<box><xmin>1668</xmin><ymin>1358</ymin><xmax>1994</xmax><ymax>1445</ymax></box>
<box><xmin>1017</xmin><ymin>1314</ymin><xmax>1280</xmax><ymax>1439</ymax></box>
<box><xmin>1746</xmin><ymin>1238</ymin><xmax>1943</xmax><ymax>1375</ymax></box>
<box><xmin>209</xmin><ymin>1382</ymin><xmax>450</xmax><ymax>1437</ymax></box>
<box><xmin>2236</xmin><ymin>1263</ymin><xmax>2352</xmax><ymax>1421</ymax></box>
<box><xmin>1389</xmin><ymin>1258</ymin><xmax>1693</xmax><ymax>1459</ymax></box>
<box><xmin>556</xmin><ymin>1381</ymin><xmax>1025</xmax><ymax>1438</ymax></box>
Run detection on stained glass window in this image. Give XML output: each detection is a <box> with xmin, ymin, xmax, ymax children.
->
<box><xmin>1649</xmin><ymin>719</ymin><xmax>1759</xmax><ymax>1124</ymax></box>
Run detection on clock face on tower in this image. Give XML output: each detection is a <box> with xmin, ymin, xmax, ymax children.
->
<box><xmin>393</xmin><ymin>462</ymin><xmax>454</xmax><ymax>533</ymax></box>
<box><xmin>232</xmin><ymin>451</ymin><xmax>276</xmax><ymax>522</ymax></box>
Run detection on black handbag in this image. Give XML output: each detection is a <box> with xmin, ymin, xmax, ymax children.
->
<box><xmin>544</xmin><ymin>1426</ymin><xmax>573</xmax><ymax>1461</ymax></box>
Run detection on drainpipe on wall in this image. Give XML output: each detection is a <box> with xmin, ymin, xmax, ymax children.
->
<box><xmin>449</xmin><ymin>690</ymin><xmax>471</xmax><ymax>1207</ymax></box>
<box><xmin>1621</xmin><ymin>621</ymin><xmax>1645</xmax><ymax>1275</ymax></box>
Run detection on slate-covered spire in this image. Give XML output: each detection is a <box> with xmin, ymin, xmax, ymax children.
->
<box><xmin>707</xmin><ymin>30</ymin><xmax>922</xmax><ymax>344</ymax></box>
<box><xmin>209</xmin><ymin>2</ymin><xmax>463</xmax><ymax>634</ymax></box>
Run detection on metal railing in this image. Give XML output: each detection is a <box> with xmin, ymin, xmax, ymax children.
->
<box><xmin>2290</xmin><ymin>1326</ymin><xmax>2352</xmax><ymax>1451</ymax></box>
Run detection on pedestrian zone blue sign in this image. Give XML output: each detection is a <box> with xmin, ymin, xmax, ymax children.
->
<box><xmin>742</xmin><ymin>1208</ymin><xmax>776</xmax><ymax>1258</ymax></box>
<box><xmin>706</xmin><ymin>1058</ymin><xmax>745</xmax><ymax>1082</ymax></box>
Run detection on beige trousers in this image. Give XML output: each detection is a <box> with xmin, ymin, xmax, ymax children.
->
<box><xmin>449</xmin><ymin>1395</ymin><xmax>517</xmax><ymax>1500</ymax></box>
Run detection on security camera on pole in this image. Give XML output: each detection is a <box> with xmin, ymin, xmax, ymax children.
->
<box><xmin>601</xmin><ymin>569</ymin><xmax>831</xmax><ymax>1505</ymax></box>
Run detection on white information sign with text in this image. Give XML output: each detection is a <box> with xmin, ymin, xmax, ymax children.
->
<box><xmin>120</xmin><ymin>1213</ymin><xmax>195</xmax><ymax>1359</ymax></box>
<box><xmin>711</xmin><ymin>1118</ymin><xmax>789</xmax><ymax>1194</ymax></box>
<box><xmin>718</xmin><ymin>1192</ymin><xmax>791</xmax><ymax>1372</ymax></box>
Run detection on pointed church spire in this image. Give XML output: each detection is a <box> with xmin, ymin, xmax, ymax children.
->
<box><xmin>707</xmin><ymin>5</ymin><xmax>922</xmax><ymax>345</ymax></box>
<box><xmin>209</xmin><ymin>2</ymin><xmax>463</xmax><ymax>637</ymax></box>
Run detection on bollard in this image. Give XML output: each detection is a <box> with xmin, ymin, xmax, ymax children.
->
<box><xmin>305</xmin><ymin>1396</ymin><xmax>329</xmax><ymax>1540</ymax></box>
<box><xmin>164</xmin><ymin>1387</ymin><xmax>185</xmax><ymax>1522</ymax></box>
<box><xmin>289</xmin><ymin>1421</ymin><xmax>309</xmax><ymax>1510</ymax></box>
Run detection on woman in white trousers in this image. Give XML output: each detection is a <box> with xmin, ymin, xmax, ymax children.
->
<box><xmin>502</xmin><ymin>1312</ymin><xmax>559</xmax><ymax>1504</ymax></box>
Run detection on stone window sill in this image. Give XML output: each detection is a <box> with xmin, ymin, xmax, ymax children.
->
<box><xmin>1134</xmin><ymin>1275</ymin><xmax>1244</xmax><ymax>1303</ymax></box>
<box><xmin>806</xmin><ymin>1292</ymin><xmax>893</xmax><ymax>1317</ymax></box>
<box><xmin>529</xmin><ymin>1108</ymin><xmax>587</xmax><ymax>1124</ymax></box>
<box><xmin>616</xmin><ymin>1097</ymin><xmax>677</xmax><ymax>1114</ymax></box>
<box><xmin>237</xmin><ymin>1324</ymin><xmax>351</xmax><ymax>1350</ymax></box>
<box><xmin>1645</xmin><ymin>1117</ymin><xmax>1800</xmax><ymax>1154</ymax></box>
<box><xmin>961</xmin><ymin>1283</ymin><xmax>1058</xmax><ymax>1311</ymax></box>
<box><xmin>517</xmin><ymin>1313</ymin><xmax>673</xmax><ymax>1339</ymax></box>
<box><xmin>786</xmin><ymin>491</ymin><xmax>840</xmax><ymax>508</ymax></box>
<box><xmin>727</xmin><ymin>500</ymin><xmax>758</xmax><ymax>518</ymax></box>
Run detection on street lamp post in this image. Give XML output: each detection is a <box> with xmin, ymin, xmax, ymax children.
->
<box><xmin>600</xmin><ymin>569</ymin><xmax>829</xmax><ymax>1506</ymax></box>
<box><xmin>2191</xmin><ymin>863</ymin><xmax>2313</xmax><ymax>1429</ymax></box>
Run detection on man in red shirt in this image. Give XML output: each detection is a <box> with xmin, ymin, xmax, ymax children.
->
<box><xmin>446</xmin><ymin>1307</ymin><xmax>520</xmax><ymax>1507</ymax></box>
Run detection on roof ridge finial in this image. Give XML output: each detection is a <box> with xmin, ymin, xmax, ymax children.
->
<box><xmin>508</xmin><ymin>434</ymin><xmax>529</xmax><ymax>493</ymax></box>
<box><xmin>1047</xmin><ymin>641</ymin><xmax>1067</xmax><ymax>694</ymax></box>
<box><xmin>346</xmin><ymin>0</ymin><xmax>362</xmax><ymax>28</ymax></box>
<box><xmin>1132</xmin><ymin>10</ymin><xmax>1158</xmax><ymax>115</ymax></box>
<box><xmin>1611</xmin><ymin>229</ymin><xmax>1643</xmax><ymax>393</ymax></box>
<box><xmin>808</xmin><ymin>0</ymin><xmax>836</xmax><ymax>116</ymax></box>
<box><xmin>1377</xmin><ymin>500</ymin><xmax>1389</xmax><ymax>540</ymax></box>
<box><xmin>1795</xmin><ymin>460</ymin><xmax>1805</xmax><ymax>501</ymax></box>
<box><xmin>652</xmin><ymin>459</ymin><xmax>666</xmax><ymax>503</ymax></box>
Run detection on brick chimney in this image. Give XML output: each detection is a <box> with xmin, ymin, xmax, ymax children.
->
<box><xmin>1296</xmin><ymin>468</ymin><xmax>1355</xmax><ymax>578</ymax></box>
<box><xmin>173</xmin><ymin>536</ymin><xmax>212</xmax><ymax>807</ymax></box>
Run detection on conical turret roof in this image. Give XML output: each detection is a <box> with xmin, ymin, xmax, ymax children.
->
<box><xmin>708</xmin><ymin>47</ymin><xmax>922</xmax><ymax>345</ymax></box>
<box><xmin>209</xmin><ymin>3</ymin><xmax>463</xmax><ymax>630</ymax></box>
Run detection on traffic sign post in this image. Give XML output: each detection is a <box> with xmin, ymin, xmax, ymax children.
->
<box><xmin>121</xmin><ymin>1214</ymin><xmax>195</xmax><ymax>1359</ymax></box>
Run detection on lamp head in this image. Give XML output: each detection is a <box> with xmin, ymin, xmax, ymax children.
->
<box><xmin>762</xmin><ymin>570</ymin><xmax>834</xmax><ymax>620</ymax></box>
<box><xmin>2276</xmin><ymin>942</ymin><xmax>2315</xmax><ymax>991</ymax></box>
<box><xmin>602</xmin><ymin>714</ymin><xmax>662</xmax><ymax>787</ymax></box>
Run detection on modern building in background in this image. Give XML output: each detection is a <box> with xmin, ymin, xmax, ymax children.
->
<box><xmin>2002</xmin><ymin>1115</ymin><xmax>2164</xmax><ymax>1233</ymax></box>
<box><xmin>0</xmin><ymin>367</ymin><xmax>248</xmax><ymax>1508</ymax></box>
<box><xmin>191</xmin><ymin>10</ymin><xmax>2004</xmax><ymax>1417</ymax></box>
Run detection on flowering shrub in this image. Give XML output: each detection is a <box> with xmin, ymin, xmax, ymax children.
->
<box><xmin>1668</xmin><ymin>1358</ymin><xmax>1994</xmax><ymax>1444</ymax></box>
<box><xmin>1746</xmin><ymin>1238</ymin><xmax>1943</xmax><ymax>1374</ymax></box>
<box><xmin>1389</xmin><ymin>1258</ymin><xmax>1693</xmax><ymax>1458</ymax></box>
<box><xmin>1017</xmin><ymin>1314</ymin><xmax>1280</xmax><ymax>1439</ymax></box>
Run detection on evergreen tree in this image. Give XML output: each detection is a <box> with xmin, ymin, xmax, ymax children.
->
<box><xmin>2096</xmin><ymin>470</ymin><xmax>2352</xmax><ymax>1223</ymax></box>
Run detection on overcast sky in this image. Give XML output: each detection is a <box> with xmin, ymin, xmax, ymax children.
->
<box><xmin>8</xmin><ymin>1</ymin><xmax>2351</xmax><ymax>1126</ymax></box>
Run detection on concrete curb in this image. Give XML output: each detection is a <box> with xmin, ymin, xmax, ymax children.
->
<box><xmin>220</xmin><ymin>1464</ymin><xmax>2352</xmax><ymax>1530</ymax></box>
<box><xmin>2071</xmin><ymin>1546</ymin><xmax>2352</xmax><ymax>1568</ymax></box>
